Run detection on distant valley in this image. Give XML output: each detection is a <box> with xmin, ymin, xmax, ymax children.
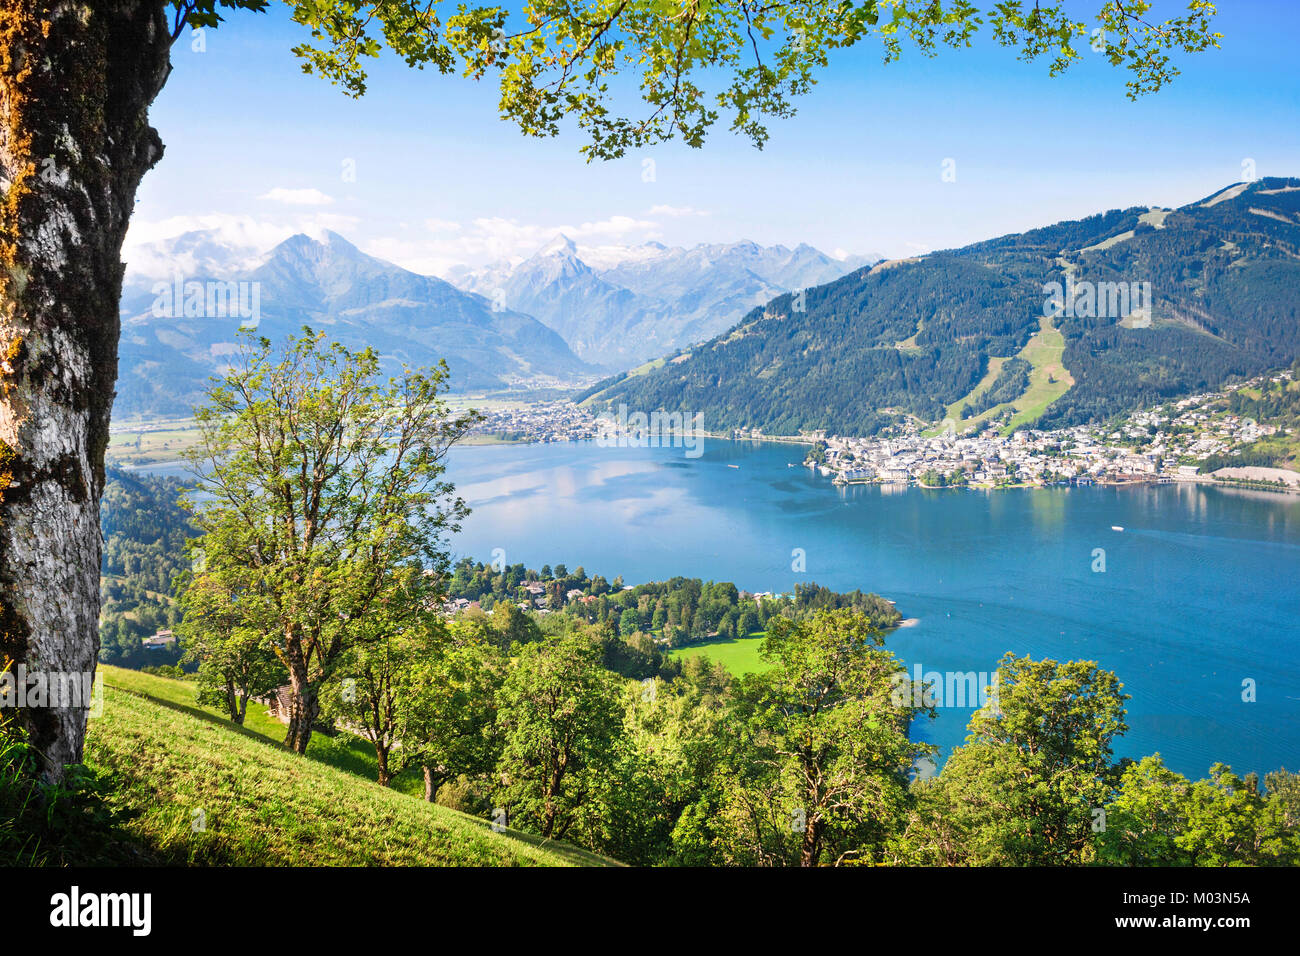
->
<box><xmin>116</xmin><ymin>231</ymin><xmax>592</xmax><ymax>419</ymax></box>
<box><xmin>117</xmin><ymin>179</ymin><xmax>1300</xmax><ymax>433</ymax></box>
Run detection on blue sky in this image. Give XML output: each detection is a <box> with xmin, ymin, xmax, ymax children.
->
<box><xmin>127</xmin><ymin>1</ymin><xmax>1300</xmax><ymax>276</ymax></box>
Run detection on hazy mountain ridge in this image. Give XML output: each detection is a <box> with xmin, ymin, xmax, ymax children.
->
<box><xmin>587</xmin><ymin>178</ymin><xmax>1300</xmax><ymax>436</ymax></box>
<box><xmin>116</xmin><ymin>232</ymin><xmax>592</xmax><ymax>420</ymax></box>
<box><xmin>448</xmin><ymin>237</ymin><xmax>879</xmax><ymax>368</ymax></box>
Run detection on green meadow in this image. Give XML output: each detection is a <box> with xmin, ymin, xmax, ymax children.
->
<box><xmin>85</xmin><ymin>666</ymin><xmax>615</xmax><ymax>866</ymax></box>
<box><xmin>669</xmin><ymin>635</ymin><xmax>773</xmax><ymax>675</ymax></box>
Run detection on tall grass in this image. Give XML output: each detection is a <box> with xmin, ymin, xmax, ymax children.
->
<box><xmin>1</xmin><ymin>664</ymin><xmax>139</xmax><ymax>866</ymax></box>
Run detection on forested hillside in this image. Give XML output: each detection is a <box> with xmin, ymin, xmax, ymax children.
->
<box><xmin>587</xmin><ymin>178</ymin><xmax>1300</xmax><ymax>436</ymax></box>
<box><xmin>98</xmin><ymin>468</ymin><xmax>193</xmax><ymax>667</ymax></box>
<box><xmin>446</xmin><ymin>557</ymin><xmax>900</xmax><ymax>648</ymax></box>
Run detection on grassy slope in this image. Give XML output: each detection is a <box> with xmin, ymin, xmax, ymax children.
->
<box><xmin>88</xmin><ymin>667</ymin><xmax>616</xmax><ymax>866</ymax></box>
<box><xmin>100</xmin><ymin>666</ymin><xmax>405</xmax><ymax>791</ymax></box>
<box><xmin>942</xmin><ymin>356</ymin><xmax>1008</xmax><ymax>424</ymax></box>
<box><xmin>1004</xmin><ymin>316</ymin><xmax>1075</xmax><ymax>432</ymax></box>
<box><xmin>934</xmin><ymin>316</ymin><xmax>1074</xmax><ymax>435</ymax></box>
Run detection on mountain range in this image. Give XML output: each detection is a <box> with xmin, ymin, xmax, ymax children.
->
<box><xmin>446</xmin><ymin>238</ymin><xmax>877</xmax><ymax>368</ymax></box>
<box><xmin>584</xmin><ymin>178</ymin><xmax>1300</xmax><ymax>436</ymax></box>
<box><xmin>116</xmin><ymin>232</ymin><xmax>590</xmax><ymax>419</ymax></box>
<box><xmin>115</xmin><ymin>230</ymin><xmax>875</xmax><ymax>418</ymax></box>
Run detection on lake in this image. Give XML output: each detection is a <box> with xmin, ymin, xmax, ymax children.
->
<box><xmin>138</xmin><ymin>436</ymin><xmax>1300</xmax><ymax>778</ymax></box>
<box><xmin>442</xmin><ymin>438</ymin><xmax>1300</xmax><ymax>779</ymax></box>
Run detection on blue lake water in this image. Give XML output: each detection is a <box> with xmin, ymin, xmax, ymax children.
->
<box><xmin>441</xmin><ymin>438</ymin><xmax>1300</xmax><ymax>779</ymax></box>
<box><xmin>140</xmin><ymin>437</ymin><xmax>1300</xmax><ymax>777</ymax></box>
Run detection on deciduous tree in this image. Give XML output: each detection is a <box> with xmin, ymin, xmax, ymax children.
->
<box><xmin>177</xmin><ymin>566</ymin><xmax>286</xmax><ymax>725</ymax></box>
<box><xmin>181</xmin><ymin>330</ymin><xmax>474</xmax><ymax>754</ymax></box>
<box><xmin>713</xmin><ymin>608</ymin><xmax>933</xmax><ymax>866</ymax></box>
<box><xmin>934</xmin><ymin>654</ymin><xmax>1128</xmax><ymax>864</ymax></box>
<box><xmin>495</xmin><ymin>633</ymin><xmax>624</xmax><ymax>839</ymax></box>
<box><xmin>398</xmin><ymin>628</ymin><xmax>505</xmax><ymax>802</ymax></box>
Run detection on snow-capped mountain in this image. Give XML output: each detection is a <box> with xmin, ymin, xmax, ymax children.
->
<box><xmin>116</xmin><ymin>232</ymin><xmax>592</xmax><ymax>419</ymax></box>
<box><xmin>448</xmin><ymin>237</ymin><xmax>881</xmax><ymax>368</ymax></box>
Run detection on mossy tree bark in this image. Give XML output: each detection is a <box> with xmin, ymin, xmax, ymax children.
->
<box><xmin>0</xmin><ymin>1</ymin><xmax>171</xmax><ymax>781</ymax></box>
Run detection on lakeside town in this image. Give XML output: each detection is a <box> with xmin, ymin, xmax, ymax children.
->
<box><xmin>466</xmin><ymin>370</ymin><xmax>1300</xmax><ymax>493</ymax></box>
<box><xmin>106</xmin><ymin>371</ymin><xmax>1299</xmax><ymax>495</ymax></box>
<box><xmin>467</xmin><ymin>400</ymin><xmax>605</xmax><ymax>443</ymax></box>
<box><xmin>797</xmin><ymin>371</ymin><xmax>1298</xmax><ymax>491</ymax></box>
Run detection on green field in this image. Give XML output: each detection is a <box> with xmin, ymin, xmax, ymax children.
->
<box><xmin>669</xmin><ymin>635</ymin><xmax>773</xmax><ymax>675</ymax></box>
<box><xmin>894</xmin><ymin>318</ymin><xmax>924</xmax><ymax>353</ymax></box>
<box><xmin>106</xmin><ymin>425</ymin><xmax>202</xmax><ymax>465</ymax></box>
<box><xmin>87</xmin><ymin>667</ymin><xmax>615</xmax><ymax>866</ymax></box>
<box><xmin>1004</xmin><ymin>316</ymin><xmax>1075</xmax><ymax>432</ymax></box>
<box><xmin>941</xmin><ymin>356</ymin><xmax>1008</xmax><ymax>425</ymax></box>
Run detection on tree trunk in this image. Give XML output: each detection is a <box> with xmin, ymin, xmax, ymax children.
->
<box><xmin>542</xmin><ymin>774</ymin><xmax>560</xmax><ymax>838</ymax></box>
<box><xmin>284</xmin><ymin>652</ymin><xmax>318</xmax><ymax>754</ymax></box>
<box><xmin>422</xmin><ymin>764</ymin><xmax>440</xmax><ymax>802</ymax></box>
<box><xmin>222</xmin><ymin>677</ymin><xmax>239</xmax><ymax>722</ymax></box>
<box><xmin>375</xmin><ymin>743</ymin><xmax>390</xmax><ymax>787</ymax></box>
<box><xmin>0</xmin><ymin>1</ymin><xmax>170</xmax><ymax>782</ymax></box>
<box><xmin>799</xmin><ymin>815</ymin><xmax>822</xmax><ymax>867</ymax></box>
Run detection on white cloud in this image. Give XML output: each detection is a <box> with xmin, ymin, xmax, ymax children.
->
<box><xmin>647</xmin><ymin>204</ymin><xmax>708</xmax><ymax>217</ymax></box>
<box><xmin>366</xmin><ymin>214</ymin><xmax>664</xmax><ymax>277</ymax></box>
<box><xmin>121</xmin><ymin>208</ymin><xmax>708</xmax><ymax>283</ymax></box>
<box><xmin>259</xmin><ymin>187</ymin><xmax>335</xmax><ymax>206</ymax></box>
<box><xmin>122</xmin><ymin>211</ymin><xmax>360</xmax><ymax>279</ymax></box>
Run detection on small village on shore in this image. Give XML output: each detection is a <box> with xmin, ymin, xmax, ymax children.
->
<box><xmin>465</xmin><ymin>370</ymin><xmax>1299</xmax><ymax>493</ymax></box>
<box><xmin>795</xmin><ymin>370</ymin><xmax>1297</xmax><ymax>491</ymax></box>
<box><xmin>109</xmin><ymin>371</ymin><xmax>1297</xmax><ymax>495</ymax></box>
<box><xmin>468</xmin><ymin>400</ymin><xmax>605</xmax><ymax>443</ymax></box>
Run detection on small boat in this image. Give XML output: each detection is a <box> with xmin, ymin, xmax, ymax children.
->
<box><xmin>1111</xmin><ymin>525</ymin><xmax>1124</xmax><ymax>531</ymax></box>
<box><xmin>727</xmin><ymin>464</ymin><xmax>740</xmax><ymax>469</ymax></box>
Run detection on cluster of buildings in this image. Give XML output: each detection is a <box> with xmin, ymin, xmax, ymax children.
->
<box><xmin>441</xmin><ymin>579</ymin><xmax>656</xmax><ymax>619</ymax></box>
<box><xmin>455</xmin><ymin>370</ymin><xmax>1294</xmax><ymax>491</ymax></box>
<box><xmin>803</xmin><ymin>371</ymin><xmax>1294</xmax><ymax>490</ymax></box>
<box><xmin>441</xmin><ymin>579</ymin><xmax>569</xmax><ymax>617</ymax></box>
<box><xmin>142</xmin><ymin>629</ymin><xmax>177</xmax><ymax>650</ymax></box>
<box><xmin>1127</xmin><ymin>387</ymin><xmax>1280</xmax><ymax>461</ymax></box>
<box><xmin>468</xmin><ymin>401</ymin><xmax>602</xmax><ymax>442</ymax></box>
<box><xmin>806</xmin><ymin>428</ymin><xmax>1165</xmax><ymax>488</ymax></box>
